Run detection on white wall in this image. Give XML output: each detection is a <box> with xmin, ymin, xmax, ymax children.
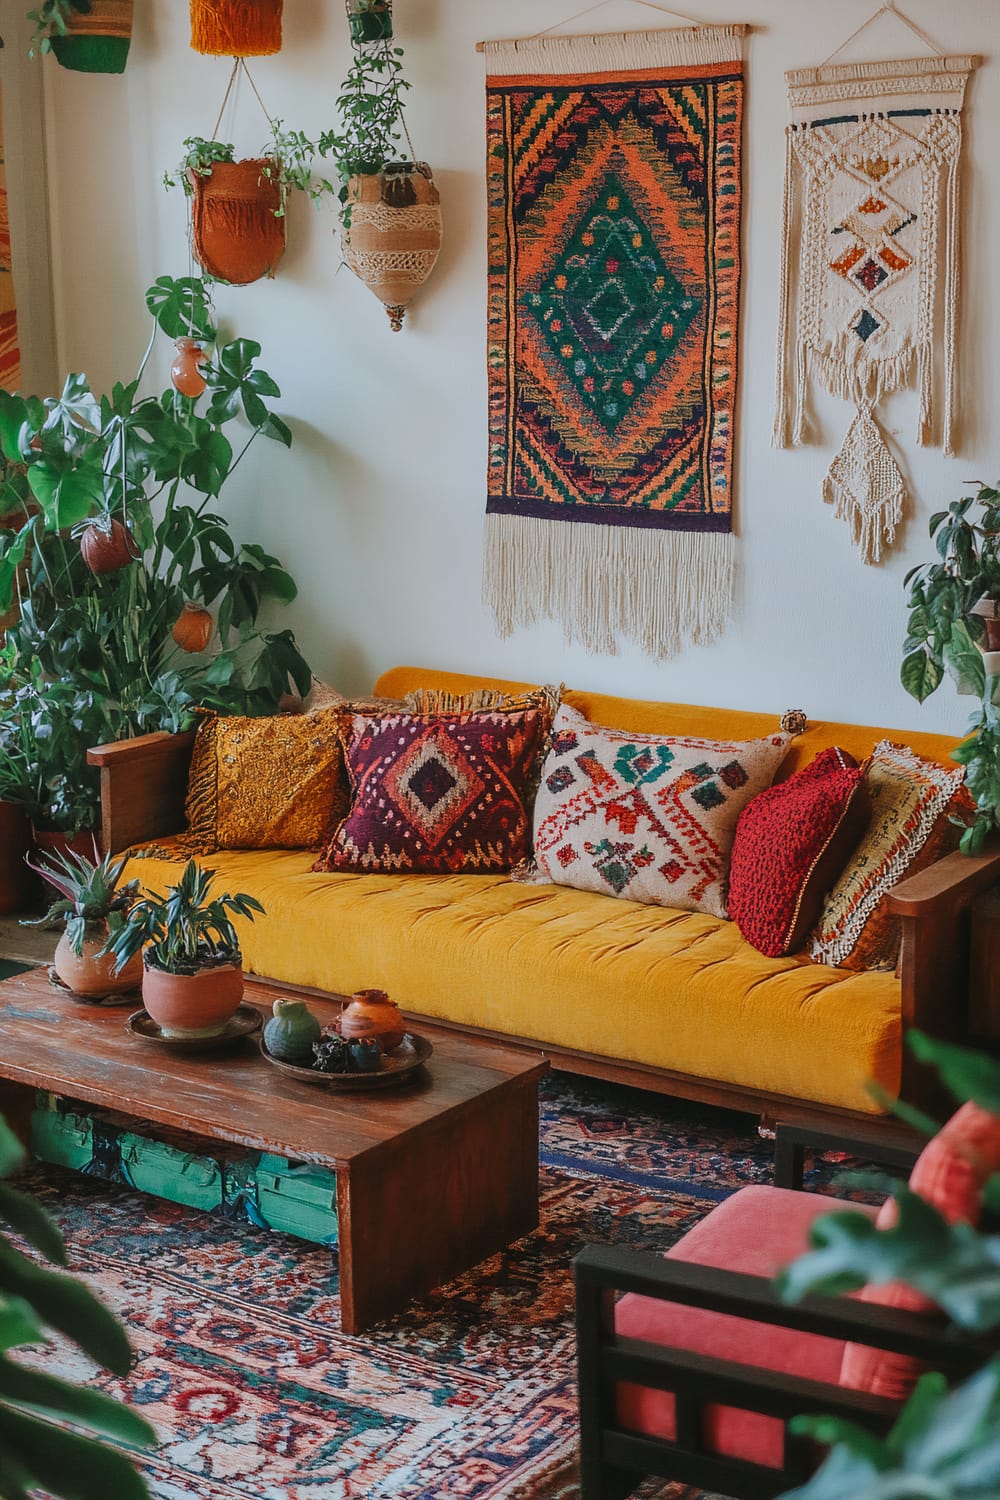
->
<box><xmin>18</xmin><ymin>0</ymin><xmax>1000</xmax><ymax>735</ymax></box>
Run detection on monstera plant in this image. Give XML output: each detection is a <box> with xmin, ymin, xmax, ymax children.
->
<box><xmin>0</xmin><ymin>274</ymin><xmax>310</xmax><ymax>834</ymax></box>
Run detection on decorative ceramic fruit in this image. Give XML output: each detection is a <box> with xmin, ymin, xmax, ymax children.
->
<box><xmin>341</xmin><ymin>162</ymin><xmax>442</xmax><ymax>331</ymax></box>
<box><xmin>264</xmin><ymin>998</ymin><xmax>321</xmax><ymax>1062</ymax></box>
<box><xmin>313</xmin><ymin>1033</ymin><xmax>350</xmax><ymax>1073</ymax></box>
<box><xmin>80</xmin><ymin>519</ymin><xmax>139</xmax><ymax>575</ymax></box>
<box><xmin>339</xmin><ymin>989</ymin><xmax>405</xmax><ymax>1053</ymax></box>
<box><xmin>141</xmin><ymin>960</ymin><xmax>244</xmax><ymax>1039</ymax></box>
<box><xmin>54</xmin><ymin>928</ymin><xmax>143</xmax><ymax>1000</ymax></box>
<box><xmin>170</xmin><ymin>338</ymin><xmax>209</xmax><ymax>398</ymax></box>
<box><xmin>172</xmin><ymin>601</ymin><xmax>213</xmax><ymax>654</ymax></box>
<box><xmin>347</xmin><ymin>1037</ymin><xmax>382</xmax><ymax>1072</ymax></box>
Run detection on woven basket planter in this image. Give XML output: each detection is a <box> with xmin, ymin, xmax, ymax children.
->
<box><xmin>49</xmin><ymin>0</ymin><xmax>133</xmax><ymax>73</ymax></box>
<box><xmin>190</xmin><ymin>159</ymin><xmax>285</xmax><ymax>286</ymax></box>
<box><xmin>348</xmin><ymin>0</ymin><xmax>392</xmax><ymax>44</ymax></box>
<box><xmin>341</xmin><ymin>163</ymin><xmax>442</xmax><ymax>330</ymax></box>
<box><xmin>190</xmin><ymin>0</ymin><xmax>283</xmax><ymax>56</ymax></box>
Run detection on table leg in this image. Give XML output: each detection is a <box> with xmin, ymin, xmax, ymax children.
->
<box><xmin>337</xmin><ymin>1078</ymin><xmax>540</xmax><ymax>1334</ymax></box>
<box><xmin>0</xmin><ymin>1078</ymin><xmax>36</xmax><ymax>1157</ymax></box>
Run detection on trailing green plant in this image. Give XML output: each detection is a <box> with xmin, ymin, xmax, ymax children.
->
<box><xmin>0</xmin><ymin>273</ymin><xmax>311</xmax><ymax>832</ymax></box>
<box><xmin>318</xmin><ymin>27</ymin><xmax>412</xmax><ymax>220</ymax></box>
<box><xmin>22</xmin><ymin>843</ymin><xmax>139</xmax><ymax>957</ymax></box>
<box><xmin>775</xmin><ymin>1031</ymin><xmax>1000</xmax><ymax>1500</ymax></box>
<box><xmin>102</xmin><ymin>858</ymin><xmax>263</xmax><ymax>977</ymax></box>
<box><xmin>163</xmin><ymin>124</ymin><xmax>335</xmax><ymax>215</ymax></box>
<box><xmin>901</xmin><ymin>482</ymin><xmax>1000</xmax><ymax>855</ymax></box>
<box><xmin>26</xmin><ymin>0</ymin><xmax>87</xmax><ymax>59</ymax></box>
<box><xmin>0</xmin><ymin>1108</ymin><xmax>156</xmax><ymax>1497</ymax></box>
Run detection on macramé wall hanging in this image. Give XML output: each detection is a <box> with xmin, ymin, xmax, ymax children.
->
<box><xmin>773</xmin><ymin>6</ymin><xmax>978</xmax><ymax>564</ymax></box>
<box><xmin>481</xmin><ymin>18</ymin><xmax>745</xmax><ymax>660</ymax></box>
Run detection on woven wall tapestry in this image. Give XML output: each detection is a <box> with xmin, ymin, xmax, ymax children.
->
<box><xmin>0</xmin><ymin>87</ymin><xmax>21</xmax><ymax>390</ymax></box>
<box><xmin>483</xmin><ymin>25</ymin><xmax>744</xmax><ymax>660</ymax></box>
<box><xmin>773</xmin><ymin>53</ymin><xmax>977</xmax><ymax>564</ymax></box>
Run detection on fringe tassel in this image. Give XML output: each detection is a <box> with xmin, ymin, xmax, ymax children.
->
<box><xmin>822</xmin><ymin>408</ymin><xmax>905</xmax><ymax>566</ymax></box>
<box><xmin>482</xmin><ymin>515</ymin><xmax>735</xmax><ymax>661</ymax></box>
<box><xmin>942</xmin><ymin>133</ymin><xmax>962</xmax><ymax>458</ymax></box>
<box><xmin>772</xmin><ymin>129</ymin><xmax>795</xmax><ymax>449</ymax></box>
<box><xmin>190</xmin><ymin>0</ymin><xmax>283</xmax><ymax>57</ymax></box>
<box><xmin>806</xmin><ymin>343</ymin><xmax>915</xmax><ymax>408</ymax></box>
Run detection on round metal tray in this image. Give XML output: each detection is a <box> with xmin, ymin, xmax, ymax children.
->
<box><xmin>259</xmin><ymin>1031</ymin><xmax>432</xmax><ymax>1089</ymax></box>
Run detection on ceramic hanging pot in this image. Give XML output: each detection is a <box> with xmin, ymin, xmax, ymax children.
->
<box><xmin>172</xmin><ymin>601</ymin><xmax>213</xmax><ymax>654</ymax></box>
<box><xmin>80</xmin><ymin>518</ymin><xmax>139</xmax><ymax>575</ymax></box>
<box><xmin>347</xmin><ymin>0</ymin><xmax>393</xmax><ymax>44</ymax></box>
<box><xmin>189</xmin><ymin>0</ymin><xmax>283</xmax><ymax>56</ymax></box>
<box><xmin>49</xmin><ymin>0</ymin><xmax>133</xmax><ymax>73</ymax></box>
<box><xmin>340</xmin><ymin>162</ymin><xmax>442</xmax><ymax>331</ymax></box>
<box><xmin>170</xmin><ymin>338</ymin><xmax>209</xmax><ymax>398</ymax></box>
<box><xmin>190</xmin><ymin>160</ymin><xmax>286</xmax><ymax>285</ymax></box>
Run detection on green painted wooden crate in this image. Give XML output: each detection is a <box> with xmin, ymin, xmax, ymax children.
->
<box><xmin>255</xmin><ymin>1154</ymin><xmax>339</xmax><ymax>1245</ymax></box>
<box><xmin>121</xmin><ymin>1127</ymin><xmax>225</xmax><ymax>1214</ymax></box>
<box><xmin>30</xmin><ymin>1097</ymin><xmax>94</xmax><ymax>1172</ymax></box>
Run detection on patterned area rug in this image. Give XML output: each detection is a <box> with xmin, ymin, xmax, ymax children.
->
<box><xmin>18</xmin><ymin>1074</ymin><xmax>859</xmax><ymax>1499</ymax></box>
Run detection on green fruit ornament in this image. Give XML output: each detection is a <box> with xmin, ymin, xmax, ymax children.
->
<box><xmin>264</xmin><ymin>998</ymin><xmax>322</xmax><ymax>1062</ymax></box>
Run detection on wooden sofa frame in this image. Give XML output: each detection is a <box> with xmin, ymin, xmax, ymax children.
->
<box><xmin>89</xmin><ymin>731</ymin><xmax>1000</xmax><ymax>1128</ymax></box>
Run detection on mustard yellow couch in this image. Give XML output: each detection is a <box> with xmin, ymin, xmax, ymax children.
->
<box><xmin>90</xmin><ymin>667</ymin><xmax>1000</xmax><ymax>1126</ymax></box>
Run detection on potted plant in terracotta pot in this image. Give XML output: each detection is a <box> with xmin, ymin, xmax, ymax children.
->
<box><xmin>103</xmin><ymin>859</ymin><xmax>263</xmax><ymax>1038</ymax></box>
<box><xmin>347</xmin><ymin>0</ymin><xmax>392</xmax><ymax>44</ymax></box>
<box><xmin>902</xmin><ymin>480</ymin><xmax>1000</xmax><ymax>853</ymax></box>
<box><xmin>319</xmin><ymin>22</ymin><xmax>441</xmax><ymax>329</ymax></box>
<box><xmin>24</xmin><ymin>842</ymin><xmax>142</xmax><ymax>1000</ymax></box>
<box><xmin>28</xmin><ymin>0</ymin><xmax>134</xmax><ymax>73</ymax></box>
<box><xmin>164</xmin><ymin>127</ymin><xmax>335</xmax><ymax>286</ymax></box>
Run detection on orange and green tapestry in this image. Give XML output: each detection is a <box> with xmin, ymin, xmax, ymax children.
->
<box><xmin>483</xmin><ymin>27</ymin><xmax>744</xmax><ymax>660</ymax></box>
<box><xmin>0</xmin><ymin>86</ymin><xmax>21</xmax><ymax>390</ymax></box>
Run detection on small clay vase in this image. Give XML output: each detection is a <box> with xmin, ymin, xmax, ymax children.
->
<box><xmin>264</xmin><ymin>998</ymin><xmax>321</xmax><ymax>1062</ymax></box>
<box><xmin>170</xmin><ymin>338</ymin><xmax>209</xmax><ymax>399</ymax></box>
<box><xmin>348</xmin><ymin>1037</ymin><xmax>383</xmax><ymax>1073</ymax></box>
<box><xmin>339</xmin><ymin>989</ymin><xmax>405</xmax><ymax>1053</ymax></box>
<box><xmin>54</xmin><ymin>926</ymin><xmax>143</xmax><ymax>1000</ymax></box>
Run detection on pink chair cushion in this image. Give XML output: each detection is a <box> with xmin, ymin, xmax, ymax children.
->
<box><xmin>615</xmin><ymin>1184</ymin><xmax>876</xmax><ymax>1470</ymax></box>
<box><xmin>840</xmin><ymin>1100</ymin><xmax>1000</xmax><ymax>1399</ymax></box>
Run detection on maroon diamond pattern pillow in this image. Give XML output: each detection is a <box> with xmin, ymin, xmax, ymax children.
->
<box><xmin>314</xmin><ymin>709</ymin><xmax>545</xmax><ymax>874</ymax></box>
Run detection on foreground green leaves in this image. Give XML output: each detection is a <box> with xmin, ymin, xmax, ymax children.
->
<box><xmin>0</xmin><ymin>1109</ymin><xmax>155</xmax><ymax>1499</ymax></box>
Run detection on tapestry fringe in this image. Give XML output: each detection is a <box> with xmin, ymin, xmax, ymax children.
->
<box><xmin>482</xmin><ymin>515</ymin><xmax>734</xmax><ymax>660</ymax></box>
<box><xmin>483</xmin><ymin>24</ymin><xmax>744</xmax><ymax>78</ymax></box>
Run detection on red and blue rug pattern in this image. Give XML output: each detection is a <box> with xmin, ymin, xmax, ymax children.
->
<box><xmin>19</xmin><ymin>1075</ymin><xmax>857</xmax><ymax>1499</ymax></box>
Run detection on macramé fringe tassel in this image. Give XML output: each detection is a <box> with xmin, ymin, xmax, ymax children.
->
<box><xmin>821</xmin><ymin>408</ymin><xmax>905</xmax><ymax>566</ymax></box>
<box><xmin>482</xmin><ymin>514</ymin><xmax>735</xmax><ymax>661</ymax></box>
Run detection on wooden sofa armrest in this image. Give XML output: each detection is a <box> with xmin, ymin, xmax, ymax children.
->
<box><xmin>888</xmin><ymin>838</ymin><xmax>1000</xmax><ymax>1106</ymax></box>
<box><xmin>574</xmin><ymin>1245</ymin><xmax>988</xmax><ymax>1500</ymax></box>
<box><xmin>87</xmin><ymin>731</ymin><xmax>195</xmax><ymax>855</ymax></box>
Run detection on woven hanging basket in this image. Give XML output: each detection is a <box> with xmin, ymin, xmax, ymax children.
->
<box><xmin>190</xmin><ymin>159</ymin><xmax>286</xmax><ymax>286</ymax></box>
<box><xmin>49</xmin><ymin>0</ymin><xmax>133</xmax><ymax>73</ymax></box>
<box><xmin>341</xmin><ymin>163</ymin><xmax>442</xmax><ymax>331</ymax></box>
<box><xmin>190</xmin><ymin>0</ymin><xmax>283</xmax><ymax>57</ymax></box>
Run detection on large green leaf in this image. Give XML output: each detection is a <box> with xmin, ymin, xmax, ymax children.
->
<box><xmin>0</xmin><ymin>394</ymin><xmax>31</xmax><ymax>464</ymax></box>
<box><xmin>0</xmin><ymin>1298</ymin><xmax>45</xmax><ymax>1354</ymax></box>
<box><xmin>944</xmin><ymin>620</ymin><xmax>988</xmax><ymax>699</ymax></box>
<box><xmin>907</xmin><ymin>1031</ymin><xmax>1000</xmax><ymax>1113</ymax></box>
<box><xmin>0</xmin><ymin>1183</ymin><xmax>65</xmax><ymax>1264</ymax></box>
<box><xmin>0</xmin><ymin>1241</ymin><xmax>133</xmax><ymax>1373</ymax></box>
<box><xmin>900</xmin><ymin>649</ymin><xmax>943</xmax><ymax>703</ymax></box>
<box><xmin>26</xmin><ymin>459</ymin><xmax>104</xmax><ymax>531</ymax></box>
<box><xmin>0</xmin><ymin>1357</ymin><xmax>155</xmax><ymax>1445</ymax></box>
<box><xmin>0</xmin><ymin>1403</ymin><xmax>151</xmax><ymax>1500</ymax></box>
<box><xmin>145</xmin><ymin>275</ymin><xmax>216</xmax><ymax>343</ymax></box>
<box><xmin>0</xmin><ymin>1122</ymin><xmax>24</xmax><ymax>1179</ymax></box>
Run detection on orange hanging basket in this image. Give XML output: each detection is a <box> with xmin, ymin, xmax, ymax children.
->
<box><xmin>190</xmin><ymin>159</ymin><xmax>286</xmax><ymax>286</ymax></box>
<box><xmin>341</xmin><ymin>163</ymin><xmax>443</xmax><ymax>331</ymax></box>
<box><xmin>190</xmin><ymin>0</ymin><xmax>283</xmax><ymax>57</ymax></box>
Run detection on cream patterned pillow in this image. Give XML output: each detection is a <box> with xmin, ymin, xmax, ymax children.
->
<box><xmin>530</xmin><ymin>706</ymin><xmax>791</xmax><ymax>918</ymax></box>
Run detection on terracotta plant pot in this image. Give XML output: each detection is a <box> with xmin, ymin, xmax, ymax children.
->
<box><xmin>341</xmin><ymin>162</ymin><xmax>442</xmax><ymax>331</ymax></box>
<box><xmin>49</xmin><ymin>0</ymin><xmax>133</xmax><ymax>73</ymax></box>
<box><xmin>170</xmin><ymin>338</ymin><xmax>209</xmax><ymax>399</ymax></box>
<box><xmin>338</xmin><ymin>988</ymin><xmax>405</xmax><ymax>1053</ymax></box>
<box><xmin>190</xmin><ymin>160</ymin><xmax>286</xmax><ymax>286</ymax></box>
<box><xmin>54</xmin><ymin>927</ymin><xmax>143</xmax><ymax>999</ymax></box>
<box><xmin>0</xmin><ymin>802</ymin><xmax>34</xmax><ymax>915</ymax></box>
<box><xmin>32</xmin><ymin>827</ymin><xmax>103</xmax><ymax>863</ymax></box>
<box><xmin>141</xmin><ymin>960</ymin><xmax>244</xmax><ymax>1039</ymax></box>
<box><xmin>189</xmin><ymin>0</ymin><xmax>283</xmax><ymax>57</ymax></box>
<box><xmin>348</xmin><ymin>0</ymin><xmax>392</xmax><ymax>44</ymax></box>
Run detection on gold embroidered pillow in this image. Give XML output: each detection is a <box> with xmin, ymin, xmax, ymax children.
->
<box><xmin>530</xmin><ymin>706</ymin><xmax>791</xmax><ymax>918</ymax></box>
<box><xmin>185</xmin><ymin>708</ymin><xmax>348</xmax><ymax>851</ymax></box>
<box><xmin>808</xmin><ymin>741</ymin><xmax>970</xmax><ymax>972</ymax></box>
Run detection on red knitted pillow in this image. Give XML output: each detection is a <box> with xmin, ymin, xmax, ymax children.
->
<box><xmin>727</xmin><ymin>748</ymin><xmax>870</xmax><ymax>957</ymax></box>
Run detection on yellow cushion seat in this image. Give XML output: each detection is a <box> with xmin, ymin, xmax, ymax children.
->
<box><xmin>125</xmin><ymin>847</ymin><xmax>901</xmax><ymax>1114</ymax></box>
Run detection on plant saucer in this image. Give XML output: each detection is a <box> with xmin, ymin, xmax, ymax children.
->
<box><xmin>126</xmin><ymin>1004</ymin><xmax>263</xmax><ymax>1053</ymax></box>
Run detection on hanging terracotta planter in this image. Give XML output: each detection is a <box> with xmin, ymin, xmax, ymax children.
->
<box><xmin>348</xmin><ymin>0</ymin><xmax>392</xmax><ymax>44</ymax></box>
<box><xmin>190</xmin><ymin>159</ymin><xmax>285</xmax><ymax>286</ymax></box>
<box><xmin>341</xmin><ymin>162</ymin><xmax>442</xmax><ymax>331</ymax></box>
<box><xmin>170</xmin><ymin>338</ymin><xmax>209</xmax><ymax>398</ymax></box>
<box><xmin>172</xmin><ymin>601</ymin><xmax>213</xmax><ymax>653</ymax></box>
<box><xmin>190</xmin><ymin>0</ymin><xmax>283</xmax><ymax>57</ymax></box>
<box><xmin>49</xmin><ymin>0</ymin><xmax>134</xmax><ymax>74</ymax></box>
<box><xmin>80</xmin><ymin>518</ymin><xmax>139</xmax><ymax>575</ymax></box>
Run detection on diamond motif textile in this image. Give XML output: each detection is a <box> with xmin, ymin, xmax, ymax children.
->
<box><xmin>315</xmin><ymin>709</ymin><xmax>545</xmax><ymax>874</ymax></box>
<box><xmin>483</xmin><ymin>25</ymin><xmax>745</xmax><ymax>659</ymax></box>
<box><xmin>530</xmin><ymin>705</ymin><xmax>789</xmax><ymax>918</ymax></box>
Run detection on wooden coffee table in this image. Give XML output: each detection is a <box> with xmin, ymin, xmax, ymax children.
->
<box><xmin>0</xmin><ymin>969</ymin><xmax>548</xmax><ymax>1333</ymax></box>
